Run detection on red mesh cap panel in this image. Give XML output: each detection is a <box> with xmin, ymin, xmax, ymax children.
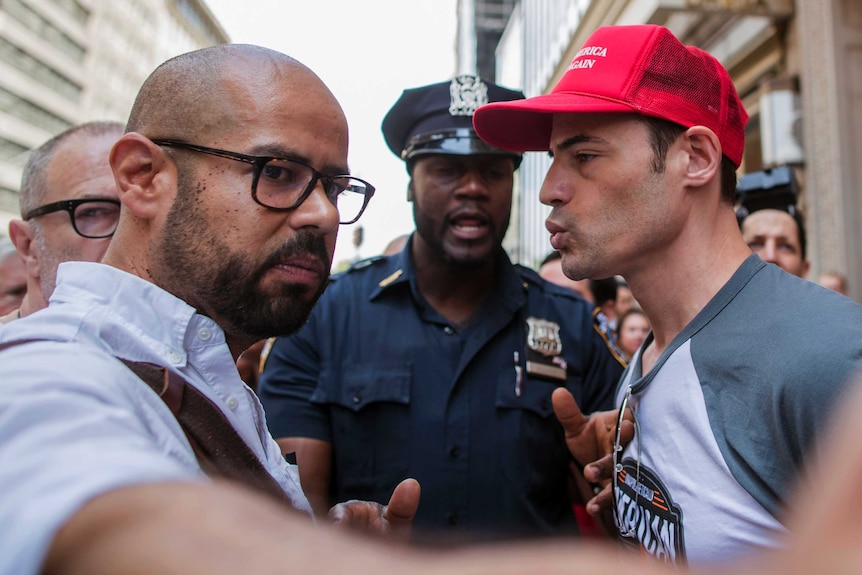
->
<box><xmin>630</xmin><ymin>34</ymin><xmax>747</xmax><ymax>166</ymax></box>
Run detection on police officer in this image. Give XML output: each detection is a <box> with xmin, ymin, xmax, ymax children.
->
<box><xmin>258</xmin><ymin>75</ymin><xmax>624</xmax><ymax>544</ymax></box>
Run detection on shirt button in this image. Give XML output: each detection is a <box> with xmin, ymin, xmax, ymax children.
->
<box><xmin>167</xmin><ymin>350</ymin><xmax>184</xmax><ymax>365</ymax></box>
<box><xmin>443</xmin><ymin>326</ymin><xmax>454</xmax><ymax>335</ymax></box>
<box><xmin>198</xmin><ymin>327</ymin><xmax>212</xmax><ymax>341</ymax></box>
<box><xmin>449</xmin><ymin>446</ymin><xmax>460</xmax><ymax>458</ymax></box>
<box><xmin>227</xmin><ymin>396</ymin><xmax>239</xmax><ymax>410</ymax></box>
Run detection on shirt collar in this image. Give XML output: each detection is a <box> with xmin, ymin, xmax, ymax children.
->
<box><xmin>368</xmin><ymin>238</ymin><xmax>527</xmax><ymax>311</ymax></box>
<box><xmin>51</xmin><ymin>261</ymin><xmax>218</xmax><ymax>366</ymax></box>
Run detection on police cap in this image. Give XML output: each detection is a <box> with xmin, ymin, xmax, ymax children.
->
<box><xmin>382</xmin><ymin>75</ymin><xmax>525</xmax><ymax>165</ymax></box>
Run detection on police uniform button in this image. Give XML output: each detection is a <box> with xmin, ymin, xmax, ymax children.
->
<box><xmin>352</xmin><ymin>393</ymin><xmax>362</xmax><ymax>404</ymax></box>
<box><xmin>443</xmin><ymin>326</ymin><xmax>454</xmax><ymax>335</ymax></box>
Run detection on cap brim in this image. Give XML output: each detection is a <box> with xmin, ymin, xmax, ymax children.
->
<box><xmin>403</xmin><ymin>130</ymin><xmax>521</xmax><ymax>161</ymax></box>
<box><xmin>473</xmin><ymin>92</ymin><xmax>636</xmax><ymax>152</ymax></box>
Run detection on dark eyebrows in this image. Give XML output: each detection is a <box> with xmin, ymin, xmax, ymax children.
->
<box><xmin>553</xmin><ymin>134</ymin><xmax>610</xmax><ymax>154</ymax></box>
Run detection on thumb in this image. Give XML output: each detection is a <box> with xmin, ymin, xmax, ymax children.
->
<box><xmin>552</xmin><ymin>386</ymin><xmax>588</xmax><ymax>435</ymax></box>
<box><xmin>384</xmin><ymin>478</ymin><xmax>421</xmax><ymax>538</ymax></box>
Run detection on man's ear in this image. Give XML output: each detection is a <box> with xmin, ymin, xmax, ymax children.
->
<box><xmin>8</xmin><ymin>219</ymin><xmax>40</xmax><ymax>277</ymax></box>
<box><xmin>680</xmin><ymin>126</ymin><xmax>722</xmax><ymax>188</ymax></box>
<box><xmin>406</xmin><ymin>179</ymin><xmax>415</xmax><ymax>203</ymax></box>
<box><xmin>110</xmin><ymin>133</ymin><xmax>175</xmax><ymax>220</ymax></box>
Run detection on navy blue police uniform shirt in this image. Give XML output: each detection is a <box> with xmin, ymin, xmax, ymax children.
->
<box><xmin>258</xmin><ymin>241</ymin><xmax>624</xmax><ymax>543</ymax></box>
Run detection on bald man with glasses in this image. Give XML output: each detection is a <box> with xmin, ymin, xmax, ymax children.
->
<box><xmin>3</xmin><ymin>121</ymin><xmax>123</xmax><ymax>323</ymax></box>
<box><xmin>0</xmin><ymin>45</ymin><xmax>414</xmax><ymax>575</ymax></box>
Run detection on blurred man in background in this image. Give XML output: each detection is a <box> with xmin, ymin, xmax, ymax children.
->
<box><xmin>4</xmin><ymin>122</ymin><xmax>123</xmax><ymax>322</ymax></box>
<box><xmin>538</xmin><ymin>249</ymin><xmax>594</xmax><ymax>302</ymax></box>
<box><xmin>0</xmin><ymin>235</ymin><xmax>26</xmax><ymax>318</ymax></box>
<box><xmin>736</xmin><ymin>167</ymin><xmax>809</xmax><ymax>278</ymax></box>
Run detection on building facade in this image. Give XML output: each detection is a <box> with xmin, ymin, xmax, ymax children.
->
<box><xmin>0</xmin><ymin>0</ymin><xmax>228</xmax><ymax>230</ymax></box>
<box><xmin>459</xmin><ymin>0</ymin><xmax>861</xmax><ymax>302</ymax></box>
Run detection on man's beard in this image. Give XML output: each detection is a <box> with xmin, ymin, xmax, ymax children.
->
<box><xmin>205</xmin><ymin>232</ymin><xmax>331</xmax><ymax>339</ymax></box>
<box><xmin>155</xmin><ymin>176</ymin><xmax>331</xmax><ymax>341</ymax></box>
<box><xmin>412</xmin><ymin>202</ymin><xmax>507</xmax><ymax>269</ymax></box>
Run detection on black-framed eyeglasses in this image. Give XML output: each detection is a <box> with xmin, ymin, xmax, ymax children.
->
<box><xmin>23</xmin><ymin>199</ymin><xmax>121</xmax><ymax>239</ymax></box>
<box><xmin>151</xmin><ymin>139</ymin><xmax>375</xmax><ymax>225</ymax></box>
<box><xmin>613</xmin><ymin>384</ymin><xmax>641</xmax><ymax>539</ymax></box>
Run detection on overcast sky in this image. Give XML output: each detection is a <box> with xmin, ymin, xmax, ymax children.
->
<box><xmin>204</xmin><ymin>0</ymin><xmax>459</xmax><ymax>267</ymax></box>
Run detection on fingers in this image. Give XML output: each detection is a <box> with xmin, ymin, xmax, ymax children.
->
<box><xmin>618</xmin><ymin>417</ymin><xmax>635</xmax><ymax>446</ymax></box>
<box><xmin>383</xmin><ymin>478</ymin><xmax>420</xmax><ymax>540</ymax></box>
<box><xmin>326</xmin><ymin>500</ymin><xmax>360</xmax><ymax>527</ymax></box>
<box><xmin>586</xmin><ymin>483</ymin><xmax>615</xmax><ymax>516</ymax></box>
<box><xmin>584</xmin><ymin>416</ymin><xmax>636</xmax><ymax>516</ymax></box>
<box><xmin>583</xmin><ymin>453</ymin><xmax>615</xmax><ymax>484</ymax></box>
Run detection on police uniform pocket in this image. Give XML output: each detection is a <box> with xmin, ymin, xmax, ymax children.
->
<box><xmin>494</xmin><ymin>366</ymin><xmax>573</xmax><ymax>497</ymax></box>
<box><xmin>312</xmin><ymin>363</ymin><xmax>412</xmax><ymax>503</ymax></box>
<box><xmin>313</xmin><ymin>363</ymin><xmax>411</xmax><ymax>411</ymax></box>
<box><xmin>495</xmin><ymin>365</ymin><xmax>558</xmax><ymax>418</ymax></box>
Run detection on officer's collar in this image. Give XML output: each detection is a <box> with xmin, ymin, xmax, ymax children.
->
<box><xmin>369</xmin><ymin>238</ymin><xmax>525</xmax><ymax>309</ymax></box>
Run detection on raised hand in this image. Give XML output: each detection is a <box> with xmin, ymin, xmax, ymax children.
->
<box><xmin>552</xmin><ymin>387</ymin><xmax>633</xmax><ymax>515</ymax></box>
<box><xmin>327</xmin><ymin>478</ymin><xmax>420</xmax><ymax>541</ymax></box>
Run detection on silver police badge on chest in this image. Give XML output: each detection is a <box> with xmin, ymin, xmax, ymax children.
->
<box><xmin>527</xmin><ymin>317</ymin><xmax>562</xmax><ymax>356</ymax></box>
<box><xmin>449</xmin><ymin>75</ymin><xmax>489</xmax><ymax>116</ymax></box>
<box><xmin>525</xmin><ymin>317</ymin><xmax>567</xmax><ymax>381</ymax></box>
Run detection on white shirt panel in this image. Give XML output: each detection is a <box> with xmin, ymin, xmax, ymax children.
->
<box><xmin>0</xmin><ymin>262</ymin><xmax>311</xmax><ymax>575</ymax></box>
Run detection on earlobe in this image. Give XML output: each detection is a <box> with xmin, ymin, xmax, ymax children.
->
<box><xmin>110</xmin><ymin>133</ymin><xmax>174</xmax><ymax>219</ymax></box>
<box><xmin>682</xmin><ymin>127</ymin><xmax>722</xmax><ymax>187</ymax></box>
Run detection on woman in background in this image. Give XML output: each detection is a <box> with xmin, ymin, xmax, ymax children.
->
<box><xmin>616</xmin><ymin>308</ymin><xmax>650</xmax><ymax>362</ymax></box>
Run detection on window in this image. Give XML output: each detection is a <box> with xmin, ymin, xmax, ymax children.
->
<box><xmin>0</xmin><ymin>37</ymin><xmax>82</xmax><ymax>101</ymax></box>
<box><xmin>46</xmin><ymin>0</ymin><xmax>90</xmax><ymax>25</ymax></box>
<box><xmin>0</xmin><ymin>86</ymin><xmax>73</xmax><ymax>134</ymax></box>
<box><xmin>4</xmin><ymin>0</ymin><xmax>87</xmax><ymax>62</ymax></box>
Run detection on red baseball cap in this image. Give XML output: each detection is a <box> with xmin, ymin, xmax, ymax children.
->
<box><xmin>473</xmin><ymin>24</ymin><xmax>749</xmax><ymax>167</ymax></box>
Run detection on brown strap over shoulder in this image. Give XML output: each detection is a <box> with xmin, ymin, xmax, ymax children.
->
<box><xmin>1</xmin><ymin>338</ymin><xmax>295</xmax><ymax>507</ymax></box>
<box><xmin>121</xmin><ymin>360</ymin><xmax>294</xmax><ymax>508</ymax></box>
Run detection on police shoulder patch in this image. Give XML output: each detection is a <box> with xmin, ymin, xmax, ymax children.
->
<box><xmin>346</xmin><ymin>255</ymin><xmax>386</xmax><ymax>272</ymax></box>
<box><xmin>329</xmin><ymin>255</ymin><xmax>387</xmax><ymax>284</ymax></box>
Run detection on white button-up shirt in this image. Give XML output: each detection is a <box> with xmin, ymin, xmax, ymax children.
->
<box><xmin>0</xmin><ymin>262</ymin><xmax>311</xmax><ymax>575</ymax></box>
